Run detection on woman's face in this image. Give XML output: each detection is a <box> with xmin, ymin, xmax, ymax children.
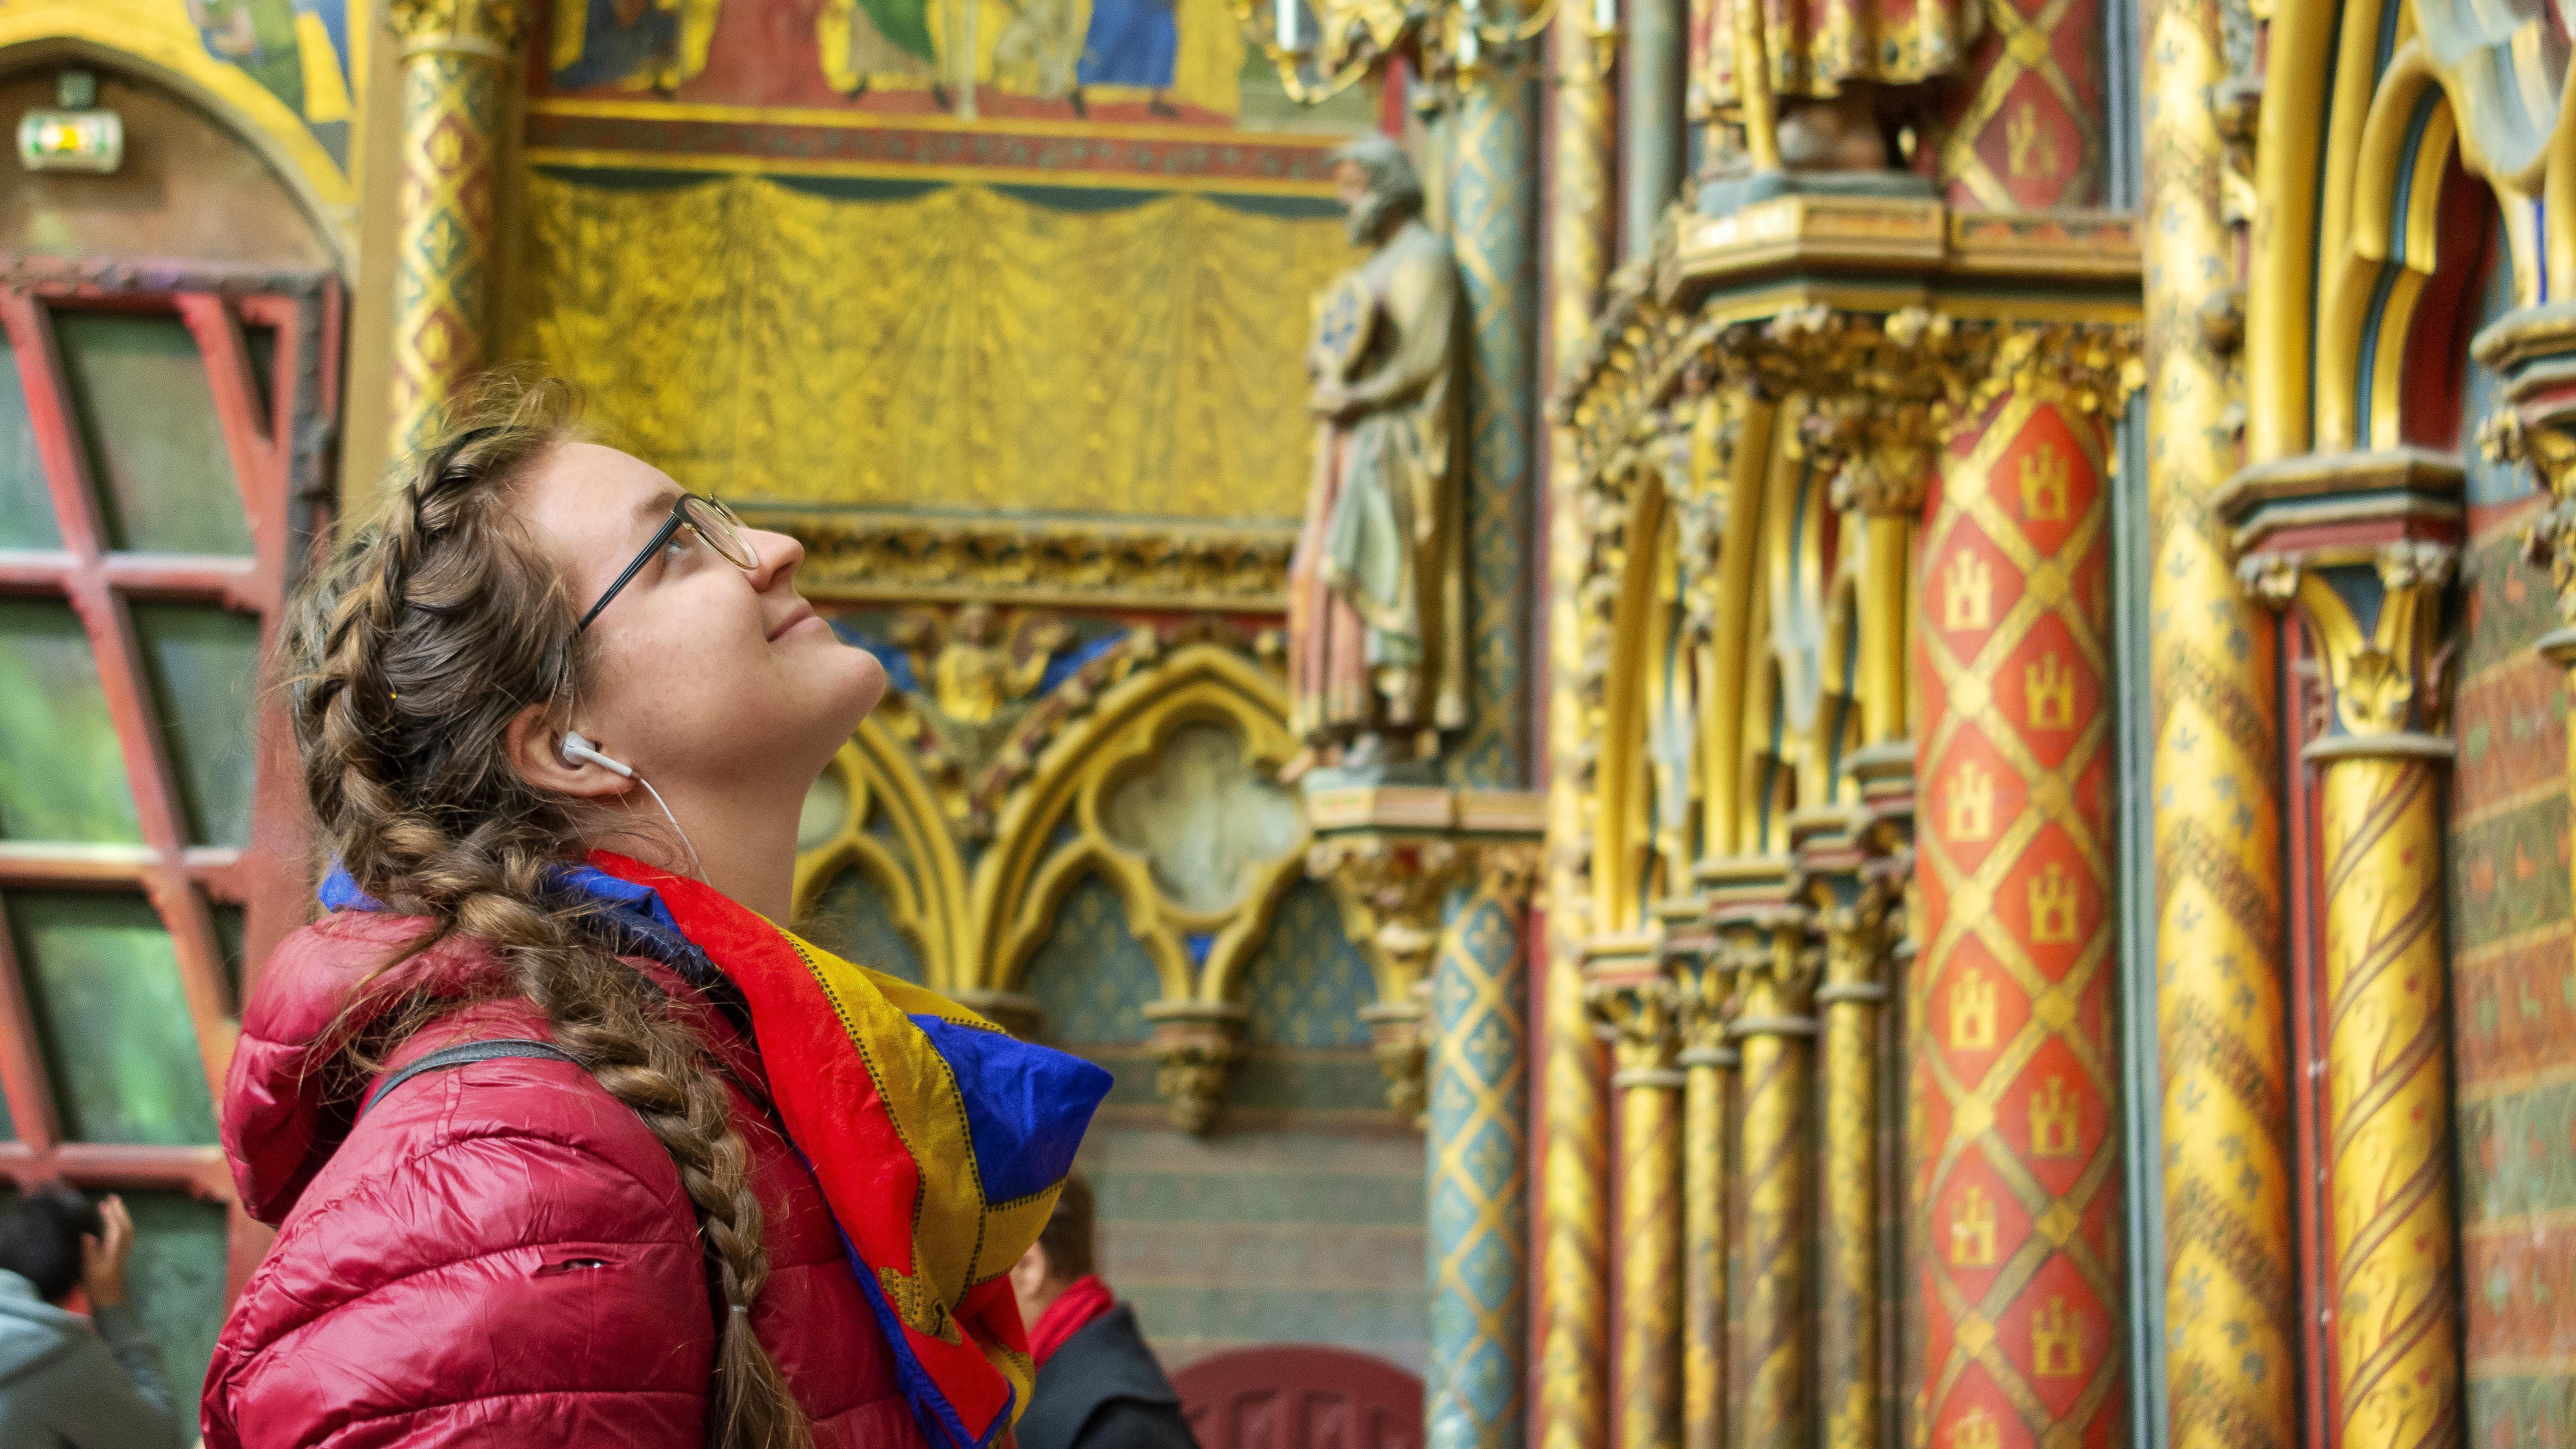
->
<box><xmin>518</xmin><ymin>442</ymin><xmax>885</xmax><ymax>797</ymax></box>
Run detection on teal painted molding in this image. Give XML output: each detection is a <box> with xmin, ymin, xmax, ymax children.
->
<box><xmin>1445</xmin><ymin>70</ymin><xmax>1538</xmax><ymax>789</ymax></box>
<box><xmin>2112</xmin><ymin>392</ymin><xmax>2170</xmax><ymax>1449</ymax></box>
<box><xmin>1424</xmin><ymin>885</ymin><xmax>1529</xmax><ymax>1449</ymax></box>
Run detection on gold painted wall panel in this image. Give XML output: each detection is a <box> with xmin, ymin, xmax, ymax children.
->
<box><xmin>507</xmin><ymin>173</ymin><xmax>1352</xmax><ymax>521</ymax></box>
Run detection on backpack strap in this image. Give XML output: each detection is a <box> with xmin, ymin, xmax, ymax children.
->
<box><xmin>359</xmin><ymin>1038</ymin><xmax>583</xmax><ymax>1120</ymax></box>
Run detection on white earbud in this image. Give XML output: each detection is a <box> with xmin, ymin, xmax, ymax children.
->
<box><xmin>558</xmin><ymin>730</ymin><xmax>707</xmax><ymax>882</ymax></box>
<box><xmin>559</xmin><ymin>731</ymin><xmax>634</xmax><ymax>778</ymax></box>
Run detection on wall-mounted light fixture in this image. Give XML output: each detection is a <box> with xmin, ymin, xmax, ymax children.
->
<box><xmin>17</xmin><ymin>71</ymin><xmax>123</xmax><ymax>175</ymax></box>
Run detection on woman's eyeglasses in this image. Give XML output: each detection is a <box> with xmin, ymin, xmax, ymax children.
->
<box><xmin>579</xmin><ymin>494</ymin><xmax>760</xmax><ymax>630</ymax></box>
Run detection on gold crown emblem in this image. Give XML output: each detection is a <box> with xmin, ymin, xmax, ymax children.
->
<box><xmin>1949</xmin><ymin>968</ymin><xmax>1997</xmax><ymax>1051</ymax></box>
<box><xmin>1952</xmin><ymin>1406</ymin><xmax>2001</xmax><ymax>1449</ymax></box>
<box><xmin>1947</xmin><ymin>761</ymin><xmax>1995</xmax><ymax>844</ymax></box>
<box><xmin>2021</xmin><ymin>444</ymin><xmax>2071</xmax><ymax>521</ymax></box>
<box><xmin>2032</xmin><ymin>1296</ymin><xmax>2082</xmax><ymax>1378</ymax></box>
<box><xmin>2024</xmin><ymin>651</ymin><xmax>2075</xmax><ymax>730</ymax></box>
<box><xmin>2030</xmin><ymin>1075</ymin><xmax>2080</xmax><ymax>1158</ymax></box>
<box><xmin>1943</xmin><ymin>551</ymin><xmax>1993</xmax><ymax>631</ymax></box>
<box><xmin>1950</xmin><ymin>1183</ymin><xmax>1998</xmax><ymax>1266</ymax></box>
<box><xmin>2029</xmin><ymin>862</ymin><xmax>2079</xmax><ymax>944</ymax></box>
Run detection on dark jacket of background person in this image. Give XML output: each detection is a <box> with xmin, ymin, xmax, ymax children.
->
<box><xmin>0</xmin><ymin>1187</ymin><xmax>183</xmax><ymax>1449</ymax></box>
<box><xmin>1018</xmin><ymin>1304</ymin><xmax>1197</xmax><ymax>1449</ymax></box>
<box><xmin>1013</xmin><ymin>1173</ymin><xmax>1199</xmax><ymax>1449</ymax></box>
<box><xmin>202</xmin><ymin>910</ymin><xmax>932</xmax><ymax>1449</ymax></box>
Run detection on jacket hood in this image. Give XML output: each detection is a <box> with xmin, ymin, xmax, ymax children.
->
<box><xmin>0</xmin><ymin>1270</ymin><xmax>81</xmax><ymax>1385</ymax></box>
<box><xmin>224</xmin><ymin>913</ymin><xmax>512</xmax><ymax>1226</ymax></box>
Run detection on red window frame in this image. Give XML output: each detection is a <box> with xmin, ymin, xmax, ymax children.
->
<box><xmin>0</xmin><ymin>254</ymin><xmax>340</xmax><ymax>1293</ymax></box>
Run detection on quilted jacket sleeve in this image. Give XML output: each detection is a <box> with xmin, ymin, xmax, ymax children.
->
<box><xmin>202</xmin><ymin>1055</ymin><xmax>717</xmax><ymax>1449</ymax></box>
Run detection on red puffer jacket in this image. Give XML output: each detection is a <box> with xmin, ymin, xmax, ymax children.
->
<box><xmin>203</xmin><ymin>912</ymin><xmax>931</xmax><ymax>1449</ymax></box>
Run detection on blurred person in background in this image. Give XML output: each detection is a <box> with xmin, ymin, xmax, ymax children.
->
<box><xmin>1012</xmin><ymin>1173</ymin><xmax>1199</xmax><ymax>1449</ymax></box>
<box><xmin>0</xmin><ymin>1184</ymin><xmax>184</xmax><ymax>1449</ymax></box>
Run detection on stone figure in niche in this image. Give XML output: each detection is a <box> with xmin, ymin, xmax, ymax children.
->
<box><xmin>1282</xmin><ymin>134</ymin><xmax>1467</xmax><ymax>785</ymax></box>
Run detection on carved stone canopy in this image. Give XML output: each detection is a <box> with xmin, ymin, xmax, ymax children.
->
<box><xmin>1302</xmin><ymin>786</ymin><xmax>1543</xmax><ymax>1124</ymax></box>
<box><xmin>387</xmin><ymin>0</ymin><xmax>536</xmax><ymax>55</ymax></box>
<box><xmin>2473</xmin><ymin>304</ymin><xmax>2576</xmax><ymax>643</ymax></box>
<box><xmin>1141</xmin><ymin>1001</ymin><xmax>1249</xmax><ymax>1135</ymax></box>
<box><xmin>2218</xmin><ymin>449</ymin><xmax>2465</xmax><ymax>753</ymax></box>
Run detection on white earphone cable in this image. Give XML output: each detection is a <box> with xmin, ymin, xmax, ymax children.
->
<box><xmin>564</xmin><ymin>733</ymin><xmax>707</xmax><ymax>884</ymax></box>
<box><xmin>631</xmin><ymin>773</ymin><xmax>708</xmax><ymax>884</ymax></box>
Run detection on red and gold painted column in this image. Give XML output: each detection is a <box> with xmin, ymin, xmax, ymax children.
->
<box><xmin>385</xmin><ymin>0</ymin><xmax>531</xmax><ymax>455</ymax></box>
<box><xmin>1540</xmin><ymin>11</ymin><xmax>1617</xmax><ymax>1449</ymax></box>
<box><xmin>1674</xmin><ymin>944</ymin><xmax>1736</xmax><ymax>1449</ymax></box>
<box><xmin>1817</xmin><ymin>863</ymin><xmax>1897</xmax><ymax>1449</ymax></box>
<box><xmin>1586</xmin><ymin>963</ymin><xmax>1684</xmax><ymax>1449</ymax></box>
<box><xmin>2223</xmin><ymin>458</ymin><xmax>2465</xmax><ymax>1449</ymax></box>
<box><xmin>1727</xmin><ymin>900</ymin><xmax>1818</xmax><ymax>1449</ymax></box>
<box><xmin>1914</xmin><ymin>349</ymin><xmax>2127</xmax><ymax>1449</ymax></box>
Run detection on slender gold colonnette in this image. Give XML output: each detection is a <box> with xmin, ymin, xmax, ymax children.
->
<box><xmin>1817</xmin><ymin>883</ymin><xmax>1891</xmax><ymax>1449</ymax></box>
<box><xmin>1592</xmin><ymin>980</ymin><xmax>1685</xmax><ymax>1449</ymax></box>
<box><xmin>2141</xmin><ymin>0</ymin><xmax>2298</xmax><ymax>1442</ymax></box>
<box><xmin>2231</xmin><ymin>538</ymin><xmax>2461</xmax><ymax>1449</ymax></box>
<box><xmin>1732</xmin><ymin>915</ymin><xmax>1815</xmax><ymax>1449</ymax></box>
<box><xmin>1678</xmin><ymin>958</ymin><xmax>1736</xmax><ymax>1449</ymax></box>
<box><xmin>1541</xmin><ymin>12</ymin><xmax>1616</xmax><ymax>1449</ymax></box>
<box><xmin>2314</xmin><ymin>753</ymin><xmax>2460</xmax><ymax>1449</ymax></box>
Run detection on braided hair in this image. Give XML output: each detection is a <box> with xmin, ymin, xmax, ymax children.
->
<box><xmin>287</xmin><ymin>377</ymin><xmax>813</xmax><ymax>1449</ymax></box>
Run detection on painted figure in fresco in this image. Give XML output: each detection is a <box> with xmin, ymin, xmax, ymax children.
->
<box><xmin>819</xmin><ymin>0</ymin><xmax>942</xmax><ymax>100</ymax></box>
<box><xmin>1282</xmin><ymin>135</ymin><xmax>1467</xmax><ymax>784</ymax></box>
<box><xmin>189</xmin><ymin>0</ymin><xmax>303</xmax><ymax>115</ymax></box>
<box><xmin>191</xmin><ymin>0</ymin><xmax>357</xmax><ymax>127</ymax></box>
<box><xmin>994</xmin><ymin>0</ymin><xmax>1089</xmax><ymax>106</ymax></box>
<box><xmin>1696</xmin><ymin>0</ymin><xmax>1977</xmax><ymax>174</ymax></box>
<box><xmin>549</xmin><ymin>0</ymin><xmax>725</xmax><ymax>94</ymax></box>
<box><xmin>1075</xmin><ymin>0</ymin><xmax>1181</xmax><ymax>116</ymax></box>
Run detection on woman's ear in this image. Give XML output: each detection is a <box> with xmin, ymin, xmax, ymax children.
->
<box><xmin>503</xmin><ymin>703</ymin><xmax>635</xmax><ymax>801</ymax></box>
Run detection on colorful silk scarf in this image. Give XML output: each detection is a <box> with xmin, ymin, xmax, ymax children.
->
<box><xmin>319</xmin><ymin>851</ymin><xmax>1112</xmax><ymax>1449</ymax></box>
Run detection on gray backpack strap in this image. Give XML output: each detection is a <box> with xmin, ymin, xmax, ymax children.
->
<box><xmin>360</xmin><ymin>1038</ymin><xmax>582</xmax><ymax>1120</ymax></box>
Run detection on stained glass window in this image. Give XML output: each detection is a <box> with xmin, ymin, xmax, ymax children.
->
<box><xmin>53</xmin><ymin>312</ymin><xmax>253</xmax><ymax>557</ymax></box>
<box><xmin>0</xmin><ymin>274</ymin><xmax>335</xmax><ymax>1411</ymax></box>
<box><xmin>0</xmin><ymin>598</ymin><xmax>142</xmax><ymax>843</ymax></box>
<box><xmin>0</xmin><ymin>334</ymin><xmax>60</xmax><ymax>550</ymax></box>
<box><xmin>131</xmin><ymin>604</ymin><xmax>263</xmax><ymax>847</ymax></box>
<box><xmin>7</xmin><ymin>892</ymin><xmax>218</xmax><ymax>1146</ymax></box>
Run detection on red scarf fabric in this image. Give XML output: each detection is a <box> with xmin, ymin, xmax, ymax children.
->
<box><xmin>1027</xmin><ymin>1275</ymin><xmax>1116</xmax><ymax>1367</ymax></box>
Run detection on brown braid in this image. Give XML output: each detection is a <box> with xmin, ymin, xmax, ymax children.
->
<box><xmin>287</xmin><ymin>376</ymin><xmax>812</xmax><ymax>1449</ymax></box>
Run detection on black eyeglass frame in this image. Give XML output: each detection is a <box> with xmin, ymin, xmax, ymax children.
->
<box><xmin>578</xmin><ymin>493</ymin><xmax>759</xmax><ymax>631</ymax></box>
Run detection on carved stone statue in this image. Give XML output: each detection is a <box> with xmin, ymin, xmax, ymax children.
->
<box><xmin>1282</xmin><ymin>135</ymin><xmax>1468</xmax><ymax>784</ymax></box>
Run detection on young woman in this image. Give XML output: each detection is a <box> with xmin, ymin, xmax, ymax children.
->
<box><xmin>205</xmin><ymin>381</ymin><xmax>1104</xmax><ymax>1449</ymax></box>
